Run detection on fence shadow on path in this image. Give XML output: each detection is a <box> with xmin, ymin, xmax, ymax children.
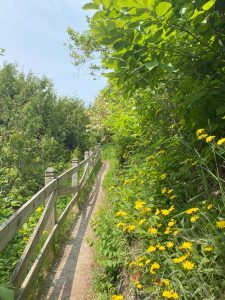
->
<box><xmin>41</xmin><ymin>162</ymin><xmax>107</xmax><ymax>300</ymax></box>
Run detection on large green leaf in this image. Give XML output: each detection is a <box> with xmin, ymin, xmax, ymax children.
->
<box><xmin>83</xmin><ymin>2</ymin><xmax>99</xmax><ymax>10</ymax></box>
<box><xmin>155</xmin><ymin>2</ymin><xmax>172</xmax><ymax>17</ymax></box>
<box><xmin>145</xmin><ymin>60</ymin><xmax>159</xmax><ymax>71</ymax></box>
<box><xmin>113</xmin><ymin>0</ymin><xmax>139</xmax><ymax>9</ymax></box>
<box><xmin>202</xmin><ymin>0</ymin><xmax>215</xmax><ymax>11</ymax></box>
<box><xmin>101</xmin><ymin>0</ymin><xmax>111</xmax><ymax>9</ymax></box>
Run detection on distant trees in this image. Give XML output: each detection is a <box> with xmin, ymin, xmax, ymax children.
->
<box><xmin>0</xmin><ymin>63</ymin><xmax>91</xmax><ymax>223</ymax></box>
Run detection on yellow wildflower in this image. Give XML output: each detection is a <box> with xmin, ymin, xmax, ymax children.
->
<box><xmin>161</xmin><ymin>209</ymin><xmax>170</xmax><ymax>216</ymax></box>
<box><xmin>217</xmin><ymin>138</ymin><xmax>225</xmax><ymax>145</ymax></box>
<box><xmin>168</xmin><ymin>219</ymin><xmax>176</xmax><ymax>227</ymax></box>
<box><xmin>173</xmin><ymin>230</ymin><xmax>179</xmax><ymax>236</ymax></box>
<box><xmin>161</xmin><ymin>279</ymin><xmax>170</xmax><ymax>286</ymax></box>
<box><xmin>148</xmin><ymin>227</ymin><xmax>158</xmax><ymax>235</ymax></box>
<box><xmin>162</xmin><ymin>187</ymin><xmax>167</xmax><ymax>194</ymax></box>
<box><xmin>150</xmin><ymin>262</ymin><xmax>160</xmax><ymax>274</ymax></box>
<box><xmin>139</xmin><ymin>219</ymin><xmax>147</xmax><ymax>225</ymax></box>
<box><xmin>147</xmin><ymin>245</ymin><xmax>156</xmax><ymax>253</ymax></box>
<box><xmin>216</xmin><ymin>220</ymin><xmax>225</xmax><ymax>229</ymax></box>
<box><xmin>137</xmin><ymin>256</ymin><xmax>145</xmax><ymax>262</ymax></box>
<box><xmin>190</xmin><ymin>215</ymin><xmax>199</xmax><ymax>223</ymax></box>
<box><xmin>186</xmin><ymin>207</ymin><xmax>199</xmax><ymax>215</ymax></box>
<box><xmin>138</xmin><ymin>262</ymin><xmax>144</xmax><ymax>267</ymax></box>
<box><xmin>142</xmin><ymin>207</ymin><xmax>151</xmax><ymax>213</ymax></box>
<box><xmin>169</xmin><ymin>195</ymin><xmax>177</xmax><ymax>200</ymax></box>
<box><xmin>135</xmin><ymin>281</ymin><xmax>142</xmax><ymax>289</ymax></box>
<box><xmin>173</xmin><ymin>253</ymin><xmax>190</xmax><ymax>263</ymax></box>
<box><xmin>109</xmin><ymin>186</ymin><xmax>115</xmax><ymax>191</ymax></box>
<box><xmin>169</xmin><ymin>205</ymin><xmax>175</xmax><ymax>212</ymax></box>
<box><xmin>129</xmin><ymin>261</ymin><xmax>136</xmax><ymax>267</ymax></box>
<box><xmin>206</xmin><ymin>135</ymin><xmax>215</xmax><ymax>143</ymax></box>
<box><xmin>198</xmin><ymin>134</ymin><xmax>208</xmax><ymax>140</ymax></box>
<box><xmin>203</xmin><ymin>245</ymin><xmax>213</xmax><ymax>252</ymax></box>
<box><xmin>116</xmin><ymin>222</ymin><xmax>126</xmax><ymax>228</ymax></box>
<box><xmin>112</xmin><ymin>295</ymin><xmax>123</xmax><ymax>300</ymax></box>
<box><xmin>164</xmin><ymin>227</ymin><xmax>171</xmax><ymax>235</ymax></box>
<box><xmin>168</xmin><ymin>189</ymin><xmax>174</xmax><ymax>194</ymax></box>
<box><xmin>156</xmin><ymin>244</ymin><xmax>166</xmax><ymax>251</ymax></box>
<box><xmin>166</xmin><ymin>241</ymin><xmax>174</xmax><ymax>248</ymax></box>
<box><xmin>182</xmin><ymin>260</ymin><xmax>195</xmax><ymax>270</ymax></box>
<box><xmin>116</xmin><ymin>211</ymin><xmax>127</xmax><ymax>217</ymax></box>
<box><xmin>161</xmin><ymin>173</ymin><xmax>167</xmax><ymax>180</ymax></box>
<box><xmin>126</xmin><ymin>225</ymin><xmax>135</xmax><ymax>232</ymax></box>
<box><xmin>207</xmin><ymin>204</ymin><xmax>213</xmax><ymax>210</ymax></box>
<box><xmin>36</xmin><ymin>207</ymin><xmax>43</xmax><ymax>213</ymax></box>
<box><xmin>196</xmin><ymin>128</ymin><xmax>205</xmax><ymax>136</ymax></box>
<box><xmin>162</xmin><ymin>290</ymin><xmax>179</xmax><ymax>299</ymax></box>
<box><xmin>135</xmin><ymin>200</ymin><xmax>146</xmax><ymax>210</ymax></box>
<box><xmin>145</xmin><ymin>259</ymin><xmax>151</xmax><ymax>265</ymax></box>
<box><xmin>179</xmin><ymin>241</ymin><xmax>193</xmax><ymax>250</ymax></box>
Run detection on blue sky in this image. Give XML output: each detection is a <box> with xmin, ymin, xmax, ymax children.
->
<box><xmin>0</xmin><ymin>0</ymin><xmax>107</xmax><ymax>104</ymax></box>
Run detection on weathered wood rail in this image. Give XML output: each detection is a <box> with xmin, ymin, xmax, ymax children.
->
<box><xmin>0</xmin><ymin>145</ymin><xmax>101</xmax><ymax>299</ymax></box>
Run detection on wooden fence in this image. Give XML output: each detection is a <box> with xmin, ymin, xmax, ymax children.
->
<box><xmin>0</xmin><ymin>145</ymin><xmax>101</xmax><ymax>299</ymax></box>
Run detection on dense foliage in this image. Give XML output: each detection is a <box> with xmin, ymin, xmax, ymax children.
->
<box><xmin>0</xmin><ymin>63</ymin><xmax>92</xmax><ymax>287</ymax></box>
<box><xmin>68</xmin><ymin>0</ymin><xmax>225</xmax><ymax>299</ymax></box>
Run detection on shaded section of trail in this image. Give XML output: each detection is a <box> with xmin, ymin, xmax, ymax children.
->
<box><xmin>41</xmin><ymin>161</ymin><xmax>109</xmax><ymax>300</ymax></box>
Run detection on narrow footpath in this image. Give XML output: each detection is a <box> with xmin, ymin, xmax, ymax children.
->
<box><xmin>41</xmin><ymin>161</ymin><xmax>109</xmax><ymax>300</ymax></box>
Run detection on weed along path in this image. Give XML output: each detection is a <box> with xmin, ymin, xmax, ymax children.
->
<box><xmin>41</xmin><ymin>161</ymin><xmax>109</xmax><ymax>300</ymax></box>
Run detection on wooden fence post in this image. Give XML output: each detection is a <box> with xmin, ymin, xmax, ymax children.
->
<box><xmin>84</xmin><ymin>151</ymin><xmax>89</xmax><ymax>178</ymax></box>
<box><xmin>89</xmin><ymin>148</ymin><xmax>93</xmax><ymax>172</ymax></box>
<box><xmin>72</xmin><ymin>158</ymin><xmax>78</xmax><ymax>199</ymax></box>
<box><xmin>45</xmin><ymin>167</ymin><xmax>56</xmax><ymax>231</ymax></box>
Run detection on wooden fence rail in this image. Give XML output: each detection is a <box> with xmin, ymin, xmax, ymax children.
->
<box><xmin>0</xmin><ymin>145</ymin><xmax>101</xmax><ymax>299</ymax></box>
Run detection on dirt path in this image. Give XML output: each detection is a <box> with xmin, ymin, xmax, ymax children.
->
<box><xmin>41</xmin><ymin>161</ymin><xmax>109</xmax><ymax>300</ymax></box>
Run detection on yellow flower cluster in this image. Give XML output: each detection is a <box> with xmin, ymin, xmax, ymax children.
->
<box><xmin>203</xmin><ymin>245</ymin><xmax>213</xmax><ymax>252</ymax></box>
<box><xmin>217</xmin><ymin>138</ymin><xmax>225</xmax><ymax>145</ymax></box>
<box><xmin>196</xmin><ymin>129</ymin><xmax>225</xmax><ymax>145</ymax></box>
<box><xmin>179</xmin><ymin>241</ymin><xmax>193</xmax><ymax>250</ymax></box>
<box><xmin>216</xmin><ymin>220</ymin><xmax>225</xmax><ymax>229</ymax></box>
<box><xmin>150</xmin><ymin>262</ymin><xmax>160</xmax><ymax>274</ymax></box>
<box><xmin>116</xmin><ymin>210</ymin><xmax>127</xmax><ymax>217</ymax></box>
<box><xmin>135</xmin><ymin>280</ymin><xmax>142</xmax><ymax>289</ymax></box>
<box><xmin>190</xmin><ymin>215</ymin><xmax>199</xmax><ymax>223</ymax></box>
<box><xmin>186</xmin><ymin>207</ymin><xmax>199</xmax><ymax>215</ymax></box>
<box><xmin>173</xmin><ymin>253</ymin><xmax>190</xmax><ymax>263</ymax></box>
<box><xmin>135</xmin><ymin>200</ymin><xmax>146</xmax><ymax>210</ymax></box>
<box><xmin>112</xmin><ymin>295</ymin><xmax>123</xmax><ymax>300</ymax></box>
<box><xmin>148</xmin><ymin>227</ymin><xmax>158</xmax><ymax>235</ymax></box>
<box><xmin>182</xmin><ymin>260</ymin><xmax>195</xmax><ymax>270</ymax></box>
<box><xmin>162</xmin><ymin>290</ymin><xmax>179</xmax><ymax>299</ymax></box>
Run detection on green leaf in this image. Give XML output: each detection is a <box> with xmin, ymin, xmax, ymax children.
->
<box><xmin>145</xmin><ymin>60</ymin><xmax>159</xmax><ymax>71</ymax></box>
<box><xmin>155</xmin><ymin>2</ymin><xmax>172</xmax><ymax>17</ymax></box>
<box><xmin>102</xmin><ymin>0</ymin><xmax>111</xmax><ymax>9</ymax></box>
<box><xmin>82</xmin><ymin>2</ymin><xmax>99</xmax><ymax>10</ymax></box>
<box><xmin>202</xmin><ymin>0</ymin><xmax>215</xmax><ymax>11</ymax></box>
<box><xmin>0</xmin><ymin>286</ymin><xmax>14</xmax><ymax>300</ymax></box>
<box><xmin>113</xmin><ymin>41</ymin><xmax>126</xmax><ymax>51</ymax></box>
<box><xmin>216</xmin><ymin>105</ymin><xmax>225</xmax><ymax>116</ymax></box>
<box><xmin>92</xmin><ymin>11</ymin><xmax>105</xmax><ymax>21</ymax></box>
<box><xmin>190</xmin><ymin>10</ymin><xmax>205</xmax><ymax>19</ymax></box>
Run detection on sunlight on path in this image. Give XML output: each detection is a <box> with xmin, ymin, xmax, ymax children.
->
<box><xmin>41</xmin><ymin>162</ymin><xmax>109</xmax><ymax>300</ymax></box>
